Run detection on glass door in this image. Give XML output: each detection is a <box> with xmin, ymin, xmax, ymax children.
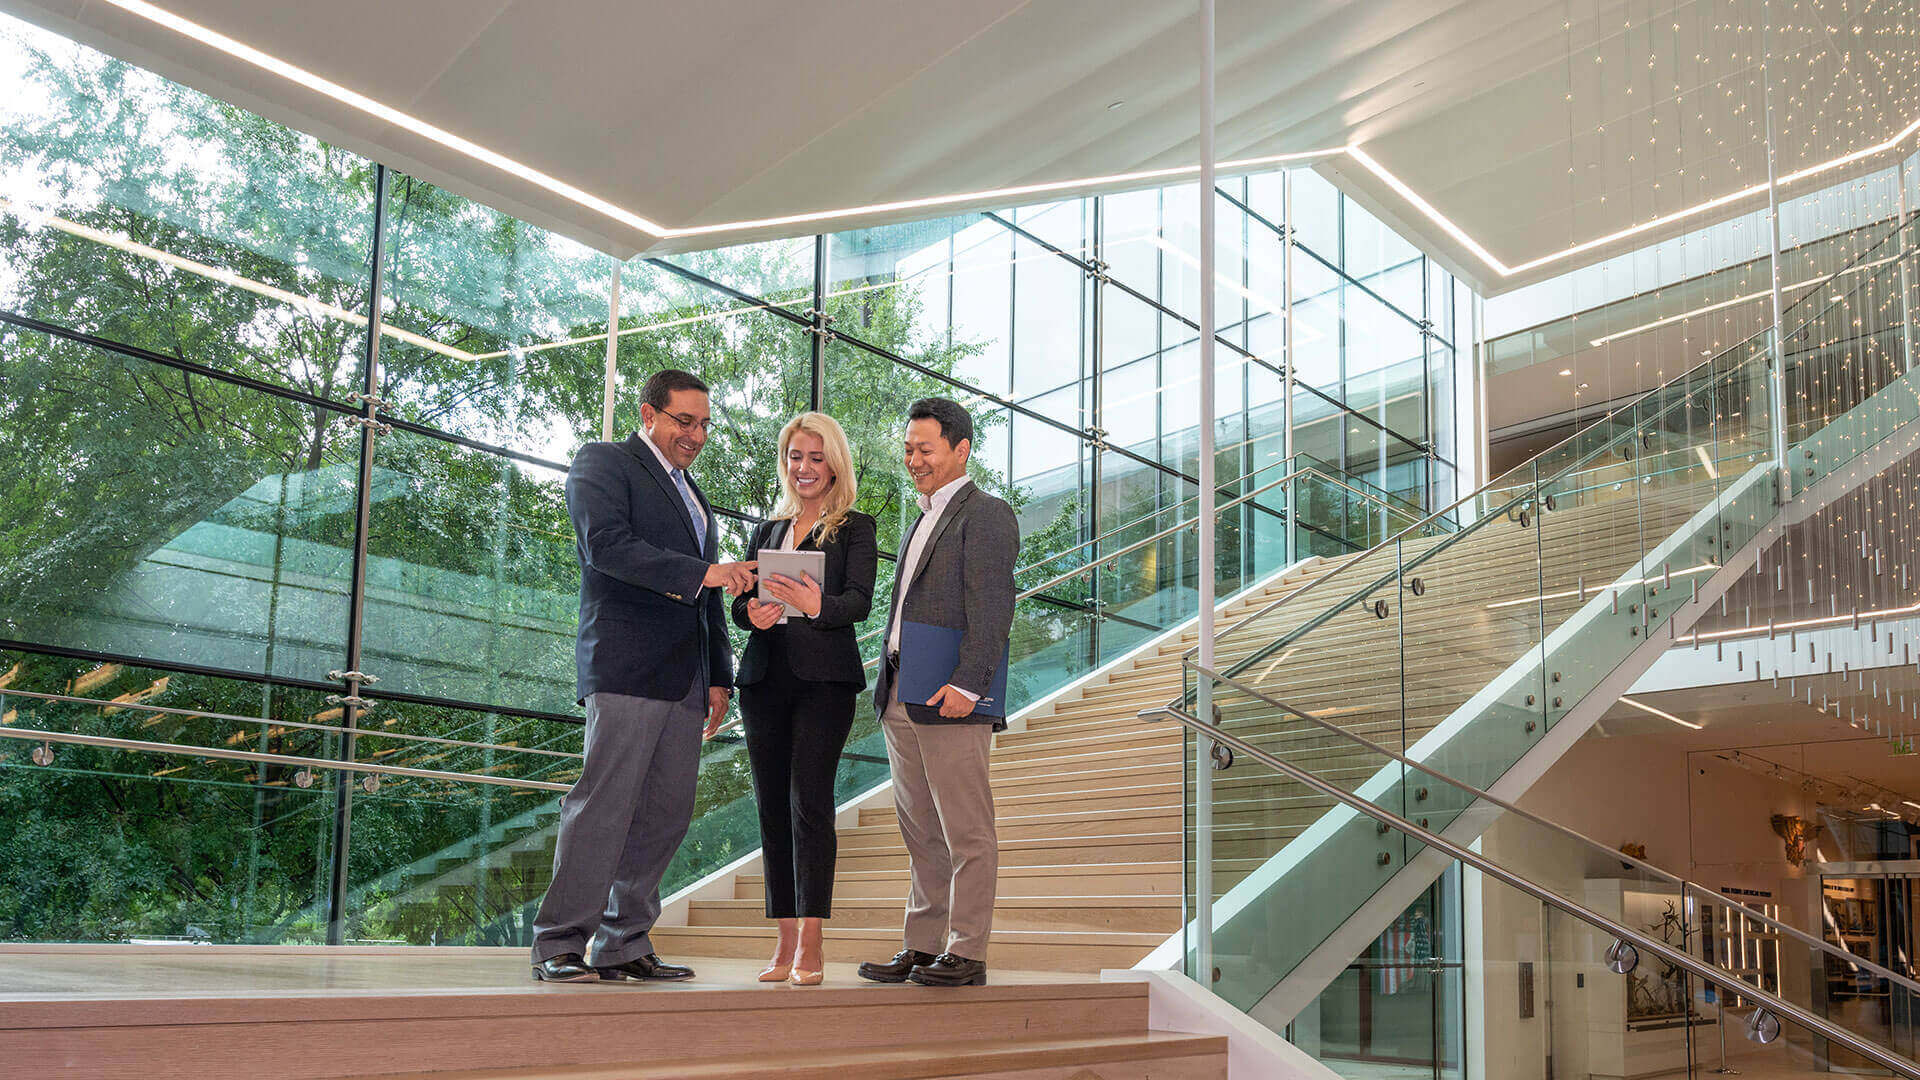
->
<box><xmin>1289</xmin><ymin>874</ymin><xmax>1466</xmax><ymax>1080</ymax></box>
<box><xmin>1816</xmin><ymin>868</ymin><xmax>1920</xmax><ymax>1069</ymax></box>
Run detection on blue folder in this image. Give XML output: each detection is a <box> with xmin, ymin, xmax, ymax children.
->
<box><xmin>897</xmin><ymin>620</ymin><xmax>1011</xmax><ymax>718</ymax></box>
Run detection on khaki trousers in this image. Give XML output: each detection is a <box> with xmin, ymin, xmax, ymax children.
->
<box><xmin>880</xmin><ymin>688</ymin><xmax>998</xmax><ymax>960</ymax></box>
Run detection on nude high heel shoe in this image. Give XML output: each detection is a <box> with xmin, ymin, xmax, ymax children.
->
<box><xmin>788</xmin><ymin>967</ymin><xmax>823</xmax><ymax>986</ymax></box>
<box><xmin>758</xmin><ymin>963</ymin><xmax>792</xmax><ymax>982</ymax></box>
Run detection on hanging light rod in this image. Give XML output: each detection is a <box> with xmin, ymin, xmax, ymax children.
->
<box><xmin>96</xmin><ymin>0</ymin><xmax>1920</xmax><ymax>268</ymax></box>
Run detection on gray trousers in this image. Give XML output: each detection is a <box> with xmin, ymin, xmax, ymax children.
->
<box><xmin>881</xmin><ymin>688</ymin><xmax>998</xmax><ymax>960</ymax></box>
<box><xmin>531</xmin><ymin>683</ymin><xmax>703</xmax><ymax>965</ymax></box>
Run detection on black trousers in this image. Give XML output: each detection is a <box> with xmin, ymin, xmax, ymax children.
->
<box><xmin>738</xmin><ymin>638</ymin><xmax>858</xmax><ymax>919</ymax></box>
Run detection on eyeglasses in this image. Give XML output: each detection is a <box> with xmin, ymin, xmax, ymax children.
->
<box><xmin>655</xmin><ymin>409</ymin><xmax>714</xmax><ymax>434</ymax></box>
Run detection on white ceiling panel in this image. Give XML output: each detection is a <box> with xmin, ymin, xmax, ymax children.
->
<box><xmin>2</xmin><ymin>0</ymin><xmax>1916</xmax><ymax>292</ymax></box>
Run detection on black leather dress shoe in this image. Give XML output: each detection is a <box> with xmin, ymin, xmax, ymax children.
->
<box><xmin>907</xmin><ymin>952</ymin><xmax>987</xmax><ymax>987</ymax></box>
<box><xmin>531</xmin><ymin>953</ymin><xmax>597</xmax><ymax>982</ymax></box>
<box><xmin>595</xmin><ymin>953</ymin><xmax>695</xmax><ymax>981</ymax></box>
<box><xmin>856</xmin><ymin>948</ymin><xmax>937</xmax><ymax>983</ymax></box>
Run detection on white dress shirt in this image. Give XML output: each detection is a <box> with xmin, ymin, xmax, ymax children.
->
<box><xmin>640</xmin><ymin>431</ymin><xmax>711</xmax><ymax>538</ymax></box>
<box><xmin>888</xmin><ymin>473</ymin><xmax>978</xmax><ymax>701</ymax></box>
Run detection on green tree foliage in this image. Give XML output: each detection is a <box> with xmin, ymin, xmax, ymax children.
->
<box><xmin>0</xmin><ymin>21</ymin><xmax>1085</xmax><ymax>946</ymax></box>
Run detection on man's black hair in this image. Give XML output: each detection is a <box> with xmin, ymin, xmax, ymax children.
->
<box><xmin>907</xmin><ymin>396</ymin><xmax>974</xmax><ymax>450</ymax></box>
<box><xmin>642</xmin><ymin>368</ymin><xmax>709</xmax><ymax>411</ymax></box>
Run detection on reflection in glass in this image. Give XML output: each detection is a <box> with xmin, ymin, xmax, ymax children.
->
<box><xmin>380</xmin><ymin>173</ymin><xmax>615</xmax><ymax>462</ymax></box>
<box><xmin>0</xmin><ymin>14</ymin><xmax>376</xmax><ymax>402</ymax></box>
<box><xmin>0</xmin><ymin>329</ymin><xmax>356</xmax><ymax>684</ymax></box>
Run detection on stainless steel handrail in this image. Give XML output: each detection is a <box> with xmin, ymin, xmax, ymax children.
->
<box><xmin>1181</xmin><ymin>216</ymin><xmax>1920</xmax><ymax>663</ymax></box>
<box><xmin>1148</xmin><ymin>698</ymin><xmax>1920</xmax><ymax>1078</ymax></box>
<box><xmin>1014</xmin><ymin>452</ymin><xmax>1302</xmax><ymax>581</ymax></box>
<box><xmin>708</xmin><ymin>460</ymin><xmax>1404</xmax><ymax>738</ymax></box>
<box><xmin>850</xmin><ymin>459</ymin><xmax>1402</xmax><ymax>656</ymax></box>
<box><xmin>1166</xmin><ymin>662</ymin><xmax>1920</xmax><ymax>999</ymax></box>
<box><xmin>0</xmin><ymin>725</ymin><xmax>572</xmax><ymax>791</ymax></box>
<box><xmin>0</xmin><ymin>688</ymin><xmax>583</xmax><ymax>759</ymax></box>
<box><xmin>1189</xmin><ymin>347</ymin><xmax>1761</xmax><ymax>660</ymax></box>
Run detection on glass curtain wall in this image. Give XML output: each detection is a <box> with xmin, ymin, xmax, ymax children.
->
<box><xmin>0</xmin><ymin>12</ymin><xmax>1464</xmax><ymax>945</ymax></box>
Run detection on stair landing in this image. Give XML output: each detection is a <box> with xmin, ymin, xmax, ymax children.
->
<box><xmin>0</xmin><ymin>945</ymin><xmax>1223</xmax><ymax>1080</ymax></box>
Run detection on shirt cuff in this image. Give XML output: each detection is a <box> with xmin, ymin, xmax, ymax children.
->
<box><xmin>946</xmin><ymin>684</ymin><xmax>980</xmax><ymax>702</ymax></box>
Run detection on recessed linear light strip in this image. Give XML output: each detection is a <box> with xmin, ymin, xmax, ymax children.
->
<box><xmin>0</xmin><ymin>196</ymin><xmax>476</xmax><ymax>362</ymax></box>
<box><xmin>666</xmin><ymin>150</ymin><xmax>1347</xmax><ymax>239</ymax></box>
<box><xmin>97</xmin><ymin>0</ymin><xmax>670</xmax><ymax>238</ymax></box>
<box><xmin>1586</xmin><ymin>250</ymin><xmax>1908</xmax><ymax>348</ymax></box>
<box><xmin>104</xmin><ymin>0</ymin><xmax>1920</xmax><ymax>274</ymax></box>
<box><xmin>1689</xmin><ymin>600</ymin><xmax>1920</xmax><ymax>644</ymax></box>
<box><xmin>105</xmin><ymin>0</ymin><xmax>1340</xmax><ymax>238</ymax></box>
<box><xmin>1618</xmin><ymin>694</ymin><xmax>1702</xmax><ymax>730</ymax></box>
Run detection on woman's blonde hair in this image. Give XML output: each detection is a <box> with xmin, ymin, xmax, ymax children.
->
<box><xmin>774</xmin><ymin>411</ymin><xmax>859</xmax><ymax>544</ymax></box>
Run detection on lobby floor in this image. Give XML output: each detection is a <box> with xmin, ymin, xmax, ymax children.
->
<box><xmin>0</xmin><ymin>945</ymin><xmax>1096</xmax><ymax>1001</ymax></box>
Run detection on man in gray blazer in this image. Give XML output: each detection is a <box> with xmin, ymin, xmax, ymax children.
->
<box><xmin>856</xmin><ymin>397</ymin><xmax>1018</xmax><ymax>988</ymax></box>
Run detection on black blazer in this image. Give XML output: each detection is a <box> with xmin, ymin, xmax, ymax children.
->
<box><xmin>731</xmin><ymin>511</ymin><xmax>877</xmax><ymax>689</ymax></box>
<box><xmin>567</xmin><ymin>433</ymin><xmax>733</xmax><ymax>704</ymax></box>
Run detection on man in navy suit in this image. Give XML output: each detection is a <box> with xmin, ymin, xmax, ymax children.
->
<box><xmin>531</xmin><ymin>369</ymin><xmax>757</xmax><ymax>983</ymax></box>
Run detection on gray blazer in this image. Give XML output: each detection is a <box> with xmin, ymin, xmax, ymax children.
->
<box><xmin>875</xmin><ymin>481</ymin><xmax>1020</xmax><ymax>731</ymax></box>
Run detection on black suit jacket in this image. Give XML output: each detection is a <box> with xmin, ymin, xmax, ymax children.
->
<box><xmin>731</xmin><ymin>511</ymin><xmax>877</xmax><ymax>689</ymax></box>
<box><xmin>567</xmin><ymin>433</ymin><xmax>733</xmax><ymax>704</ymax></box>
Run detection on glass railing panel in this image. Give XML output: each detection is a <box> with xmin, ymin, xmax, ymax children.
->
<box><xmin>1784</xmin><ymin>230</ymin><xmax>1920</xmax><ymax>498</ymax></box>
<box><xmin>1176</xmin><ymin>690</ymin><xmax>1920</xmax><ymax>1077</ymax></box>
<box><xmin>1709</xmin><ymin>337</ymin><xmax>1780</xmax><ymax>560</ymax></box>
<box><xmin>1191</xmin><ymin>671</ymin><xmax>1692</xmax><ymax>1006</ymax></box>
<box><xmin>340</xmin><ymin>736</ymin><xmax>570</xmax><ymax>948</ymax></box>
<box><xmin>1394</xmin><ymin>464</ymin><xmax>1549</xmax><ymax>782</ymax></box>
<box><xmin>1209</xmin><ymin>539</ymin><xmax>1405</xmax><ymax>697</ymax></box>
<box><xmin>1546</xmin><ymin>889</ymin><xmax>1897</xmax><ymax>1079</ymax></box>
<box><xmin>1286</xmin><ymin>870</ymin><xmax>1465</xmax><ymax>1080</ymax></box>
<box><xmin>0</xmin><ymin>327</ymin><xmax>358</xmax><ymax>686</ymax></box>
<box><xmin>1193</xmin><ymin>674</ymin><xmax>1406</xmax><ymax>1008</ymax></box>
<box><xmin>0</xmin><ymin>650</ymin><xmax>341</xmax><ymax>944</ymax></box>
<box><xmin>1799</xmin><ymin>871</ymin><xmax>1920</xmax><ymax>1066</ymax></box>
<box><xmin>361</xmin><ymin>428</ymin><xmax>580</xmax><ymax>719</ymax></box>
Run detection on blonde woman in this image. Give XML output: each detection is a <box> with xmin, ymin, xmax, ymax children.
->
<box><xmin>731</xmin><ymin>412</ymin><xmax>877</xmax><ymax>986</ymax></box>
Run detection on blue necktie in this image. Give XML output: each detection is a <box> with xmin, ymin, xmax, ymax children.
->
<box><xmin>671</xmin><ymin>468</ymin><xmax>706</xmax><ymax>550</ymax></box>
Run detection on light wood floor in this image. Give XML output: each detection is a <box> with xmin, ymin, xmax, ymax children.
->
<box><xmin>0</xmin><ymin>945</ymin><xmax>1093</xmax><ymax>1001</ymax></box>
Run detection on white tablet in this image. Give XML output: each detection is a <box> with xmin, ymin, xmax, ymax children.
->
<box><xmin>757</xmin><ymin>549</ymin><xmax>826</xmax><ymax>623</ymax></box>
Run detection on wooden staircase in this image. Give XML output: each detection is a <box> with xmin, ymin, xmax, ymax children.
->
<box><xmin>1194</xmin><ymin>479</ymin><xmax>1722</xmax><ymax>891</ymax></box>
<box><xmin>655</xmin><ymin>479</ymin><xmax>1721</xmax><ymax>970</ymax></box>
<box><xmin>651</xmin><ymin>558</ymin><xmax>1344</xmax><ymax>973</ymax></box>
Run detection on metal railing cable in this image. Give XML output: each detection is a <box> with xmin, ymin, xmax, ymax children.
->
<box><xmin>1147</xmin><ymin>691</ymin><xmax>1920</xmax><ymax>1078</ymax></box>
<box><xmin>855</xmin><ymin>459</ymin><xmax>1417</xmax><ymax>664</ymax></box>
<box><xmin>0</xmin><ymin>724</ymin><xmax>571</xmax><ymax>792</ymax></box>
<box><xmin>704</xmin><ymin>456</ymin><xmax>1421</xmax><ymax>739</ymax></box>
<box><xmin>0</xmin><ymin>688</ymin><xmax>582</xmax><ymax>758</ymax></box>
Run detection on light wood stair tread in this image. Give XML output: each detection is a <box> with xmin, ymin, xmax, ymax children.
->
<box><xmin>364</xmin><ymin>1031</ymin><xmax>1228</xmax><ymax>1080</ymax></box>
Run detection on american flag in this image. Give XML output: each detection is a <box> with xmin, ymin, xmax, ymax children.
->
<box><xmin>1374</xmin><ymin>912</ymin><xmax>1429</xmax><ymax>995</ymax></box>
